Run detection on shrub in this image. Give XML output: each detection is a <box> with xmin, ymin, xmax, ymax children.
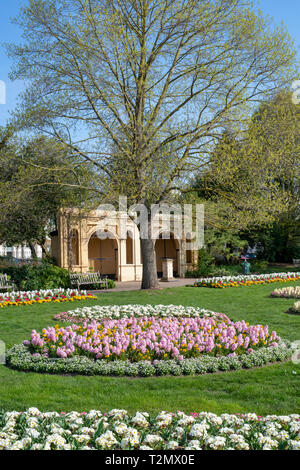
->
<box><xmin>87</xmin><ymin>279</ymin><xmax>116</xmax><ymax>290</ymax></box>
<box><xmin>0</xmin><ymin>262</ymin><xmax>70</xmax><ymax>290</ymax></box>
<box><xmin>251</xmin><ymin>260</ymin><xmax>269</xmax><ymax>273</ymax></box>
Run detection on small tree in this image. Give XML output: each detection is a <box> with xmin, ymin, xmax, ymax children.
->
<box><xmin>7</xmin><ymin>0</ymin><xmax>297</xmax><ymax>288</ymax></box>
<box><xmin>0</xmin><ymin>129</ymin><xmax>94</xmax><ymax>257</ymax></box>
<box><xmin>191</xmin><ymin>91</ymin><xmax>300</xmax><ymax>261</ymax></box>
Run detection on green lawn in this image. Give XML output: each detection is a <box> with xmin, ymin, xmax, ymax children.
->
<box><xmin>0</xmin><ymin>282</ymin><xmax>300</xmax><ymax>415</ymax></box>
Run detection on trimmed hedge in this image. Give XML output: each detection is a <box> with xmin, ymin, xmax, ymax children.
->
<box><xmin>6</xmin><ymin>343</ymin><xmax>292</xmax><ymax>377</ymax></box>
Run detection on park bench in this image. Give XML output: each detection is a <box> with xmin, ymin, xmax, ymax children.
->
<box><xmin>0</xmin><ymin>274</ymin><xmax>16</xmax><ymax>291</ymax></box>
<box><xmin>70</xmin><ymin>272</ymin><xmax>109</xmax><ymax>290</ymax></box>
<box><xmin>293</xmin><ymin>259</ymin><xmax>300</xmax><ymax>267</ymax></box>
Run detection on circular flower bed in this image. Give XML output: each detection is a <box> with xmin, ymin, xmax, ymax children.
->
<box><xmin>271</xmin><ymin>286</ymin><xmax>300</xmax><ymax>299</ymax></box>
<box><xmin>6</xmin><ymin>305</ymin><xmax>291</xmax><ymax>376</ymax></box>
<box><xmin>53</xmin><ymin>304</ymin><xmax>230</xmax><ymax>323</ymax></box>
<box><xmin>0</xmin><ymin>289</ymin><xmax>97</xmax><ymax>308</ymax></box>
<box><xmin>195</xmin><ymin>272</ymin><xmax>300</xmax><ymax>289</ymax></box>
<box><xmin>0</xmin><ymin>408</ymin><xmax>299</xmax><ymax>450</ymax></box>
<box><xmin>27</xmin><ymin>317</ymin><xmax>280</xmax><ymax>361</ymax></box>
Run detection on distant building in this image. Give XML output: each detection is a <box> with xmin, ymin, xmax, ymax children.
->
<box><xmin>0</xmin><ymin>243</ymin><xmax>43</xmax><ymax>260</ymax></box>
<box><xmin>51</xmin><ymin>209</ymin><xmax>199</xmax><ymax>281</ymax></box>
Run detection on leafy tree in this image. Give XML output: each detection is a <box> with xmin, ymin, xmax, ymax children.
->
<box><xmin>0</xmin><ymin>129</ymin><xmax>95</xmax><ymax>258</ymax></box>
<box><xmin>7</xmin><ymin>0</ymin><xmax>297</xmax><ymax>288</ymax></box>
<box><xmin>191</xmin><ymin>91</ymin><xmax>300</xmax><ymax>261</ymax></box>
<box><xmin>242</xmin><ymin>92</ymin><xmax>300</xmax><ymax>261</ymax></box>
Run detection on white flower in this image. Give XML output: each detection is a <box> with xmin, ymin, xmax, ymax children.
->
<box><xmin>31</xmin><ymin>443</ymin><xmax>44</xmax><ymax>450</ymax></box>
<box><xmin>185</xmin><ymin>440</ymin><xmax>202</xmax><ymax>450</ymax></box>
<box><xmin>46</xmin><ymin>433</ymin><xmax>67</xmax><ymax>449</ymax></box>
<box><xmin>8</xmin><ymin>437</ymin><xmax>31</xmax><ymax>450</ymax></box>
<box><xmin>26</xmin><ymin>428</ymin><xmax>41</xmax><ymax>439</ymax></box>
<box><xmin>73</xmin><ymin>434</ymin><xmax>91</xmax><ymax>444</ymax></box>
<box><xmin>156</xmin><ymin>411</ymin><xmax>173</xmax><ymax>427</ymax></box>
<box><xmin>190</xmin><ymin>423</ymin><xmax>209</xmax><ymax>439</ymax></box>
<box><xmin>80</xmin><ymin>427</ymin><xmax>95</xmax><ymax>436</ymax></box>
<box><xmin>257</xmin><ymin>435</ymin><xmax>278</xmax><ymax>449</ymax></box>
<box><xmin>289</xmin><ymin>440</ymin><xmax>300</xmax><ymax>450</ymax></box>
<box><xmin>26</xmin><ymin>417</ymin><xmax>40</xmax><ymax>429</ymax></box>
<box><xmin>166</xmin><ymin>440</ymin><xmax>179</xmax><ymax>449</ymax></box>
<box><xmin>108</xmin><ymin>409</ymin><xmax>128</xmax><ymax>420</ymax></box>
<box><xmin>143</xmin><ymin>434</ymin><xmax>163</xmax><ymax>446</ymax></box>
<box><xmin>27</xmin><ymin>407</ymin><xmax>41</xmax><ymax>417</ymax></box>
<box><xmin>0</xmin><ymin>438</ymin><xmax>11</xmax><ymax>450</ymax></box>
<box><xmin>86</xmin><ymin>410</ymin><xmax>103</xmax><ymax>420</ymax></box>
<box><xmin>219</xmin><ymin>427</ymin><xmax>235</xmax><ymax>436</ymax></box>
<box><xmin>114</xmin><ymin>422</ymin><xmax>128</xmax><ymax>436</ymax></box>
<box><xmin>131</xmin><ymin>412</ymin><xmax>149</xmax><ymax>428</ymax></box>
<box><xmin>95</xmin><ymin>431</ymin><xmax>118</xmax><ymax>449</ymax></box>
<box><xmin>177</xmin><ymin>415</ymin><xmax>195</xmax><ymax>426</ymax></box>
<box><xmin>205</xmin><ymin>436</ymin><xmax>226</xmax><ymax>450</ymax></box>
<box><xmin>0</xmin><ymin>407</ymin><xmax>299</xmax><ymax>451</ymax></box>
<box><xmin>120</xmin><ymin>428</ymin><xmax>140</xmax><ymax>449</ymax></box>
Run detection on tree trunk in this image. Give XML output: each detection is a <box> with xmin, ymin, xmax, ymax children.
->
<box><xmin>140</xmin><ymin>238</ymin><xmax>160</xmax><ymax>289</ymax></box>
<box><xmin>41</xmin><ymin>243</ymin><xmax>48</xmax><ymax>259</ymax></box>
<box><xmin>28</xmin><ymin>241</ymin><xmax>38</xmax><ymax>260</ymax></box>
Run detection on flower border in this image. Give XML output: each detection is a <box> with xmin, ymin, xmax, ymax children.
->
<box><xmin>0</xmin><ymin>289</ymin><xmax>97</xmax><ymax>309</ymax></box>
<box><xmin>1</xmin><ymin>408</ymin><xmax>299</xmax><ymax>450</ymax></box>
<box><xmin>6</xmin><ymin>342</ymin><xmax>291</xmax><ymax>377</ymax></box>
<box><xmin>195</xmin><ymin>272</ymin><xmax>300</xmax><ymax>289</ymax></box>
<box><xmin>53</xmin><ymin>304</ymin><xmax>230</xmax><ymax>324</ymax></box>
<box><xmin>271</xmin><ymin>287</ymin><xmax>300</xmax><ymax>299</ymax></box>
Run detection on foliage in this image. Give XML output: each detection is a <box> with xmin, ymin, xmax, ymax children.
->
<box><xmin>243</xmin><ymin>223</ymin><xmax>300</xmax><ymax>263</ymax></box>
<box><xmin>196</xmin><ymin>248</ymin><xmax>214</xmax><ymax>276</ymax></box>
<box><xmin>190</xmin><ymin>91</ymin><xmax>300</xmax><ymax>262</ymax></box>
<box><xmin>0</xmin><ymin>130</ymin><xmax>95</xmax><ymax>256</ymax></box>
<box><xmin>0</xmin><ymin>283</ymin><xmax>300</xmax><ymax>414</ymax></box>
<box><xmin>251</xmin><ymin>260</ymin><xmax>269</xmax><ymax>273</ymax></box>
<box><xmin>7</xmin><ymin>342</ymin><xmax>290</xmax><ymax>378</ymax></box>
<box><xmin>83</xmin><ymin>279</ymin><xmax>116</xmax><ymax>290</ymax></box>
<box><xmin>0</xmin><ymin>263</ymin><xmax>71</xmax><ymax>290</ymax></box>
<box><xmin>7</xmin><ymin>0</ymin><xmax>297</xmax><ymax>289</ymax></box>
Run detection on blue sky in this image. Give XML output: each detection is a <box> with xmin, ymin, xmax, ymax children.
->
<box><xmin>0</xmin><ymin>0</ymin><xmax>299</xmax><ymax>126</ymax></box>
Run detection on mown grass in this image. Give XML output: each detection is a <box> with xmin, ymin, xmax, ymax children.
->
<box><xmin>0</xmin><ymin>281</ymin><xmax>300</xmax><ymax>414</ymax></box>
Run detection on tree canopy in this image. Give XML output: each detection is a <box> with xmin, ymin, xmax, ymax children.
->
<box><xmin>0</xmin><ymin>128</ymin><xmax>95</xmax><ymax>256</ymax></box>
<box><xmin>190</xmin><ymin>91</ymin><xmax>300</xmax><ymax>261</ymax></box>
<box><xmin>7</xmin><ymin>0</ymin><xmax>298</xmax><ymax>287</ymax></box>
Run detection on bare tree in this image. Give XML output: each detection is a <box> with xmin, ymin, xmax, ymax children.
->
<box><xmin>8</xmin><ymin>0</ymin><xmax>297</xmax><ymax>288</ymax></box>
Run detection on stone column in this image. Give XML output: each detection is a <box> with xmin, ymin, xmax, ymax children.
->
<box><xmin>161</xmin><ymin>258</ymin><xmax>174</xmax><ymax>281</ymax></box>
<box><xmin>119</xmin><ymin>239</ymin><xmax>127</xmax><ymax>282</ymax></box>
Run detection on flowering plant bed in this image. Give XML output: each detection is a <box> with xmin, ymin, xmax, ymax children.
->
<box><xmin>26</xmin><ymin>317</ymin><xmax>281</xmax><ymax>361</ymax></box>
<box><xmin>195</xmin><ymin>272</ymin><xmax>300</xmax><ymax>289</ymax></box>
<box><xmin>288</xmin><ymin>301</ymin><xmax>300</xmax><ymax>315</ymax></box>
<box><xmin>0</xmin><ymin>408</ymin><xmax>299</xmax><ymax>450</ymax></box>
<box><xmin>54</xmin><ymin>304</ymin><xmax>230</xmax><ymax>324</ymax></box>
<box><xmin>7</xmin><ymin>304</ymin><xmax>291</xmax><ymax>376</ymax></box>
<box><xmin>0</xmin><ymin>289</ymin><xmax>97</xmax><ymax>308</ymax></box>
<box><xmin>271</xmin><ymin>286</ymin><xmax>300</xmax><ymax>299</ymax></box>
<box><xmin>6</xmin><ymin>342</ymin><xmax>291</xmax><ymax>376</ymax></box>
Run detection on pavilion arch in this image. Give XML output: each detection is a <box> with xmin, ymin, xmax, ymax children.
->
<box><xmin>126</xmin><ymin>230</ymin><xmax>134</xmax><ymax>265</ymax></box>
<box><xmin>70</xmin><ymin>229</ymin><xmax>79</xmax><ymax>266</ymax></box>
<box><xmin>52</xmin><ymin>208</ymin><xmax>198</xmax><ymax>280</ymax></box>
<box><xmin>155</xmin><ymin>231</ymin><xmax>180</xmax><ymax>277</ymax></box>
<box><xmin>88</xmin><ymin>230</ymin><xmax>119</xmax><ymax>278</ymax></box>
